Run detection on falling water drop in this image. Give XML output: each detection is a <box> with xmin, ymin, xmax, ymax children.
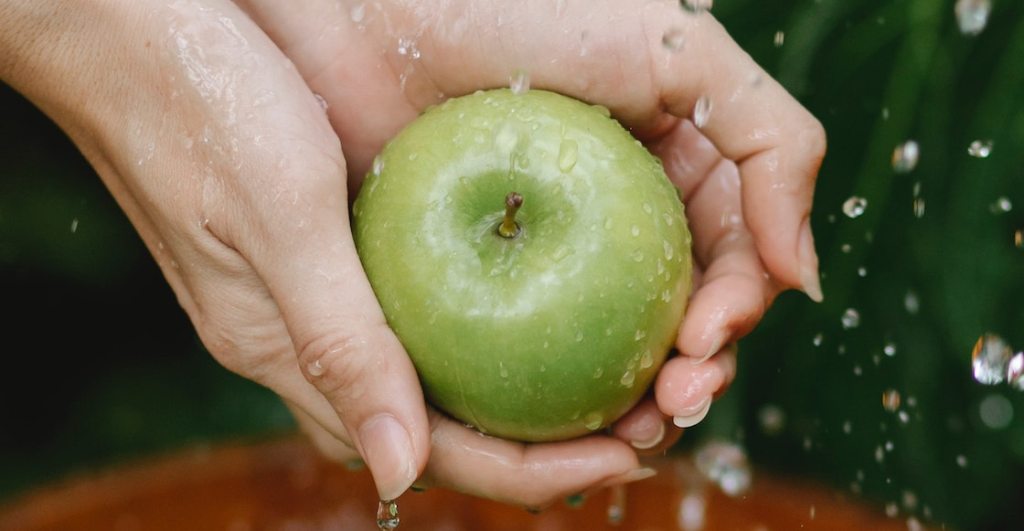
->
<box><xmin>955</xmin><ymin>0</ymin><xmax>991</xmax><ymax>36</ymax></box>
<box><xmin>972</xmin><ymin>333</ymin><xmax>1013</xmax><ymax>385</ymax></box>
<box><xmin>884</xmin><ymin>342</ymin><xmax>897</xmax><ymax>357</ymax></box>
<box><xmin>989</xmin><ymin>196</ymin><xmax>1012</xmax><ymax>214</ymax></box>
<box><xmin>957</xmin><ymin>455</ymin><xmax>969</xmax><ymax>468</ymax></box>
<box><xmin>773</xmin><ymin>30</ymin><xmax>785</xmax><ymax>47</ymax></box>
<box><xmin>694</xmin><ymin>440</ymin><xmax>752</xmax><ymax>496</ymax></box>
<box><xmin>841</xmin><ymin>308</ymin><xmax>861</xmax><ymax>329</ymax></box>
<box><xmin>1007</xmin><ymin>353</ymin><xmax>1024</xmax><ymax>389</ymax></box>
<box><xmin>912</xmin><ymin>198</ymin><xmax>926</xmax><ymax>218</ymax></box>
<box><xmin>662</xmin><ymin>27</ymin><xmax>685</xmax><ymax>51</ymax></box>
<box><xmin>842</xmin><ymin>196</ymin><xmax>868</xmax><ymax>218</ymax></box>
<box><xmin>968</xmin><ymin>139</ymin><xmax>993</xmax><ymax>158</ymax></box>
<box><xmin>812</xmin><ymin>333</ymin><xmax>824</xmax><ymax>347</ymax></box>
<box><xmin>70</xmin><ymin>218</ymin><xmax>79</xmax><ymax>233</ymax></box>
<box><xmin>882</xmin><ymin>389</ymin><xmax>901</xmax><ymax>412</ymax></box>
<box><xmin>607</xmin><ymin>485</ymin><xmax>627</xmax><ymax>525</ymax></box>
<box><xmin>557</xmin><ymin>139</ymin><xmax>578</xmax><ymax>172</ymax></box>
<box><xmin>979</xmin><ymin>393</ymin><xmax>1014</xmax><ymax>429</ymax></box>
<box><xmin>677</xmin><ymin>491</ymin><xmax>707</xmax><ymax>531</ymax></box>
<box><xmin>891</xmin><ymin>140</ymin><xmax>919</xmax><ymax>173</ymax></box>
<box><xmin>377</xmin><ymin>499</ymin><xmax>400</xmax><ymax>530</ymax></box>
<box><xmin>758</xmin><ymin>404</ymin><xmax>786</xmax><ymax>435</ymax></box>
<box><xmin>693</xmin><ymin>96</ymin><xmax>712</xmax><ymax>128</ymax></box>
<box><xmin>1014</xmin><ymin>229</ymin><xmax>1022</xmax><ymax>248</ymax></box>
<box><xmin>904</xmin><ymin>290</ymin><xmax>920</xmax><ymax>314</ymax></box>
<box><xmin>509</xmin><ymin>69</ymin><xmax>530</xmax><ymax>95</ymax></box>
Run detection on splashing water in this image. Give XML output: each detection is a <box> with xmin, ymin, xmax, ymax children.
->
<box><xmin>955</xmin><ymin>0</ymin><xmax>991</xmax><ymax>36</ymax></box>
<box><xmin>681</xmin><ymin>0</ymin><xmax>713</xmax><ymax>14</ymax></box>
<box><xmin>968</xmin><ymin>139</ymin><xmax>993</xmax><ymax>158</ymax></box>
<box><xmin>882</xmin><ymin>389</ymin><xmax>901</xmax><ymax>412</ymax></box>
<box><xmin>842</xmin><ymin>196</ymin><xmax>868</xmax><ymax>218</ymax></box>
<box><xmin>662</xmin><ymin>27</ymin><xmax>685</xmax><ymax>51</ymax></box>
<box><xmin>694</xmin><ymin>440</ymin><xmax>752</xmax><ymax>497</ymax></box>
<box><xmin>376</xmin><ymin>499</ymin><xmax>399</xmax><ymax>530</ymax></box>
<box><xmin>841</xmin><ymin>308</ymin><xmax>861</xmax><ymax>329</ymax></box>
<box><xmin>1008</xmin><ymin>353</ymin><xmax>1024</xmax><ymax>389</ymax></box>
<box><xmin>972</xmin><ymin>334</ymin><xmax>1013</xmax><ymax>385</ymax></box>
<box><xmin>693</xmin><ymin>96</ymin><xmax>712</xmax><ymax>128</ymax></box>
<box><xmin>509</xmin><ymin>69</ymin><xmax>530</xmax><ymax>95</ymax></box>
<box><xmin>989</xmin><ymin>196</ymin><xmax>1012</xmax><ymax>214</ymax></box>
<box><xmin>607</xmin><ymin>484</ymin><xmax>627</xmax><ymax>525</ymax></box>
<box><xmin>891</xmin><ymin>140</ymin><xmax>919</xmax><ymax>173</ymax></box>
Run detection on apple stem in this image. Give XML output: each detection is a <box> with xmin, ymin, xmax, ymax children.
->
<box><xmin>498</xmin><ymin>192</ymin><xmax>524</xmax><ymax>239</ymax></box>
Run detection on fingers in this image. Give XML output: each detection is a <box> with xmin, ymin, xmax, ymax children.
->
<box><xmin>421</xmin><ymin>412</ymin><xmax>645</xmax><ymax>509</ymax></box>
<box><xmin>643</xmin><ymin>4</ymin><xmax>826</xmax><ymax>300</ymax></box>
<box><xmin>655</xmin><ymin>345</ymin><xmax>737</xmax><ymax>426</ymax></box>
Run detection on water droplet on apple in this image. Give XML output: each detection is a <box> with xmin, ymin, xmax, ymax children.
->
<box><xmin>307</xmin><ymin>359</ymin><xmax>326</xmax><ymax>377</ymax></box>
<box><xmin>639</xmin><ymin>350</ymin><xmax>654</xmax><ymax>369</ymax></box>
<box><xmin>377</xmin><ymin>499</ymin><xmax>400</xmax><ymax>530</ymax></box>
<box><xmin>842</xmin><ymin>196</ymin><xmax>868</xmax><ymax>218</ymax></box>
<box><xmin>575</xmin><ymin>330</ymin><xmax>584</xmax><ymax>342</ymax></box>
<box><xmin>955</xmin><ymin>0</ymin><xmax>991</xmax><ymax>35</ymax></box>
<box><xmin>584</xmin><ymin>412</ymin><xmax>604</xmax><ymax>430</ymax></box>
<box><xmin>557</xmin><ymin>139</ymin><xmax>578</xmax><ymax>172</ymax></box>
<box><xmin>509</xmin><ymin>69</ymin><xmax>530</xmax><ymax>95</ymax></box>
<box><xmin>592</xmin><ymin>104</ymin><xmax>611</xmax><ymax>118</ymax></box>
<box><xmin>642</xmin><ymin>202</ymin><xmax>653</xmax><ymax>214</ymax></box>
<box><xmin>552</xmin><ymin>244</ymin><xmax>574</xmax><ymax>262</ymax></box>
<box><xmin>634</xmin><ymin>329</ymin><xmax>647</xmax><ymax>341</ymax></box>
<box><xmin>620</xmin><ymin>370</ymin><xmax>636</xmax><ymax>387</ymax></box>
<box><xmin>499</xmin><ymin>362</ymin><xmax>508</xmax><ymax>378</ymax></box>
<box><xmin>662</xmin><ymin>212</ymin><xmax>675</xmax><ymax>226</ymax></box>
<box><xmin>603</xmin><ymin>217</ymin><xmax>614</xmax><ymax>230</ymax></box>
<box><xmin>662</xmin><ymin>240</ymin><xmax>675</xmax><ymax>260</ymax></box>
<box><xmin>631</xmin><ymin>250</ymin><xmax>645</xmax><ymax>262</ymax></box>
<box><xmin>661</xmin><ymin>289</ymin><xmax>672</xmax><ymax>302</ymax></box>
<box><xmin>372</xmin><ymin>155</ymin><xmax>384</xmax><ymax>175</ymax></box>
<box><xmin>891</xmin><ymin>140</ymin><xmax>919</xmax><ymax>173</ymax></box>
<box><xmin>593</xmin><ymin>366</ymin><xmax>604</xmax><ymax>378</ymax></box>
<box><xmin>693</xmin><ymin>96</ymin><xmax>712</xmax><ymax>128</ymax></box>
<box><xmin>662</xmin><ymin>27</ymin><xmax>685</xmax><ymax>52</ymax></box>
<box><xmin>630</xmin><ymin>225</ymin><xmax>640</xmax><ymax>237</ymax></box>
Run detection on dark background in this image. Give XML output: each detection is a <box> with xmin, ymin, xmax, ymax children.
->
<box><xmin>2</xmin><ymin>1</ymin><xmax>1023</xmax><ymax>529</ymax></box>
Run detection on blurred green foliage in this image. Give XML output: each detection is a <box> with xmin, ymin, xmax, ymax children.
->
<box><xmin>1</xmin><ymin>1</ymin><xmax>1022</xmax><ymax>529</ymax></box>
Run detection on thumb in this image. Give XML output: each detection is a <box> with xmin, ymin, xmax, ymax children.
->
<box><xmin>246</xmin><ymin>162</ymin><xmax>430</xmax><ymax>501</ymax></box>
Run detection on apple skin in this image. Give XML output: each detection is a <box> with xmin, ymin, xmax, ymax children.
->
<box><xmin>353</xmin><ymin>89</ymin><xmax>692</xmax><ymax>442</ymax></box>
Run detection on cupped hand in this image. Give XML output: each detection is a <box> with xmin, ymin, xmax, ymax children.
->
<box><xmin>237</xmin><ymin>0</ymin><xmax>824</xmax><ymax>499</ymax></box>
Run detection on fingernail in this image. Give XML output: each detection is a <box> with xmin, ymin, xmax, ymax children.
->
<box><xmin>597</xmin><ymin>467</ymin><xmax>658</xmax><ymax>489</ymax></box>
<box><xmin>673</xmin><ymin>396</ymin><xmax>712</xmax><ymax>428</ymax></box>
<box><xmin>691</xmin><ymin>332</ymin><xmax>726</xmax><ymax>365</ymax></box>
<box><xmin>358</xmin><ymin>414</ymin><xmax>417</xmax><ymax>501</ymax></box>
<box><xmin>798</xmin><ymin>220</ymin><xmax>824</xmax><ymax>302</ymax></box>
<box><xmin>630</xmin><ymin>421</ymin><xmax>666</xmax><ymax>450</ymax></box>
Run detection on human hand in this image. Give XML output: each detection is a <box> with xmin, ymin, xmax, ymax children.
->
<box><xmin>237</xmin><ymin>0</ymin><xmax>824</xmax><ymax>497</ymax></box>
<box><xmin>1</xmin><ymin>0</ymin><xmax>661</xmax><ymax>508</ymax></box>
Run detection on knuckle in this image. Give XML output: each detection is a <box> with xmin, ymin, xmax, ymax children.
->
<box><xmin>297</xmin><ymin>329</ymin><xmax>382</xmax><ymax>398</ymax></box>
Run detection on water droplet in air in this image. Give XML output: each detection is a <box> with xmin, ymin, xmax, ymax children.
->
<box><xmin>812</xmin><ymin>333</ymin><xmax>824</xmax><ymax>347</ymax></box>
<box><xmin>694</xmin><ymin>440</ymin><xmax>752</xmax><ymax>496</ymax></box>
<box><xmin>842</xmin><ymin>196</ymin><xmax>868</xmax><ymax>218</ymax></box>
<box><xmin>307</xmin><ymin>359</ymin><xmax>326</xmax><ymax>377</ymax></box>
<box><xmin>377</xmin><ymin>499</ymin><xmax>400</xmax><ymax>530</ymax></box>
<box><xmin>1007</xmin><ymin>353</ymin><xmax>1024</xmax><ymax>389</ymax></box>
<box><xmin>841</xmin><ymin>308</ymin><xmax>861</xmax><ymax>329</ymax></box>
<box><xmin>70</xmin><ymin>218</ymin><xmax>79</xmax><ymax>233</ymax></box>
<box><xmin>955</xmin><ymin>0</ymin><xmax>991</xmax><ymax>36</ymax></box>
<box><xmin>972</xmin><ymin>333</ymin><xmax>1013</xmax><ymax>385</ymax></box>
<box><xmin>990</xmin><ymin>196</ymin><xmax>1012</xmax><ymax>213</ymax></box>
<box><xmin>891</xmin><ymin>140</ymin><xmax>919</xmax><ymax>173</ymax></box>
<box><xmin>904</xmin><ymin>290</ymin><xmax>920</xmax><ymax>314</ymax></box>
<box><xmin>956</xmin><ymin>454</ymin><xmax>969</xmax><ymax>468</ymax></box>
<box><xmin>1014</xmin><ymin>229</ymin><xmax>1023</xmax><ymax>248</ymax></box>
<box><xmin>884</xmin><ymin>343</ymin><xmax>897</xmax><ymax>356</ymax></box>
<box><xmin>758</xmin><ymin>404</ymin><xmax>786</xmax><ymax>435</ymax></box>
<box><xmin>979</xmin><ymin>393</ymin><xmax>1014</xmax><ymax>429</ymax></box>
<box><xmin>662</xmin><ymin>27</ymin><xmax>685</xmax><ymax>51</ymax></box>
<box><xmin>607</xmin><ymin>484</ymin><xmax>627</xmax><ymax>524</ymax></box>
<box><xmin>681</xmin><ymin>0</ymin><xmax>714</xmax><ymax>14</ymax></box>
<box><xmin>968</xmin><ymin>139</ymin><xmax>993</xmax><ymax>158</ymax></box>
<box><xmin>677</xmin><ymin>491</ymin><xmax>707</xmax><ymax>531</ymax></box>
<box><xmin>882</xmin><ymin>389</ymin><xmax>901</xmax><ymax>412</ymax></box>
<box><xmin>773</xmin><ymin>30</ymin><xmax>785</xmax><ymax>47</ymax></box>
<box><xmin>509</xmin><ymin>69</ymin><xmax>530</xmax><ymax>95</ymax></box>
<box><xmin>693</xmin><ymin>96</ymin><xmax>712</xmax><ymax>128</ymax></box>
<box><xmin>584</xmin><ymin>412</ymin><xmax>603</xmax><ymax>430</ymax></box>
<box><xmin>620</xmin><ymin>370</ymin><xmax>636</xmax><ymax>387</ymax></box>
<box><xmin>857</xmin><ymin>266</ymin><xmax>868</xmax><ymax>277</ymax></box>
<box><xmin>912</xmin><ymin>198</ymin><xmax>926</xmax><ymax>218</ymax></box>
<box><xmin>557</xmin><ymin>139</ymin><xmax>578</xmax><ymax>172</ymax></box>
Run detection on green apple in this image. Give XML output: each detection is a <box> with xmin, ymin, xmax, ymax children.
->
<box><xmin>353</xmin><ymin>89</ymin><xmax>692</xmax><ymax>442</ymax></box>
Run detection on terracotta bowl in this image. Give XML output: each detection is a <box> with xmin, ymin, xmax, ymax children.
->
<box><xmin>0</xmin><ymin>437</ymin><xmax>910</xmax><ymax>530</ymax></box>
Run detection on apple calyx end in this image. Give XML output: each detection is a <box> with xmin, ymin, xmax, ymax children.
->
<box><xmin>497</xmin><ymin>192</ymin><xmax>524</xmax><ymax>239</ymax></box>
